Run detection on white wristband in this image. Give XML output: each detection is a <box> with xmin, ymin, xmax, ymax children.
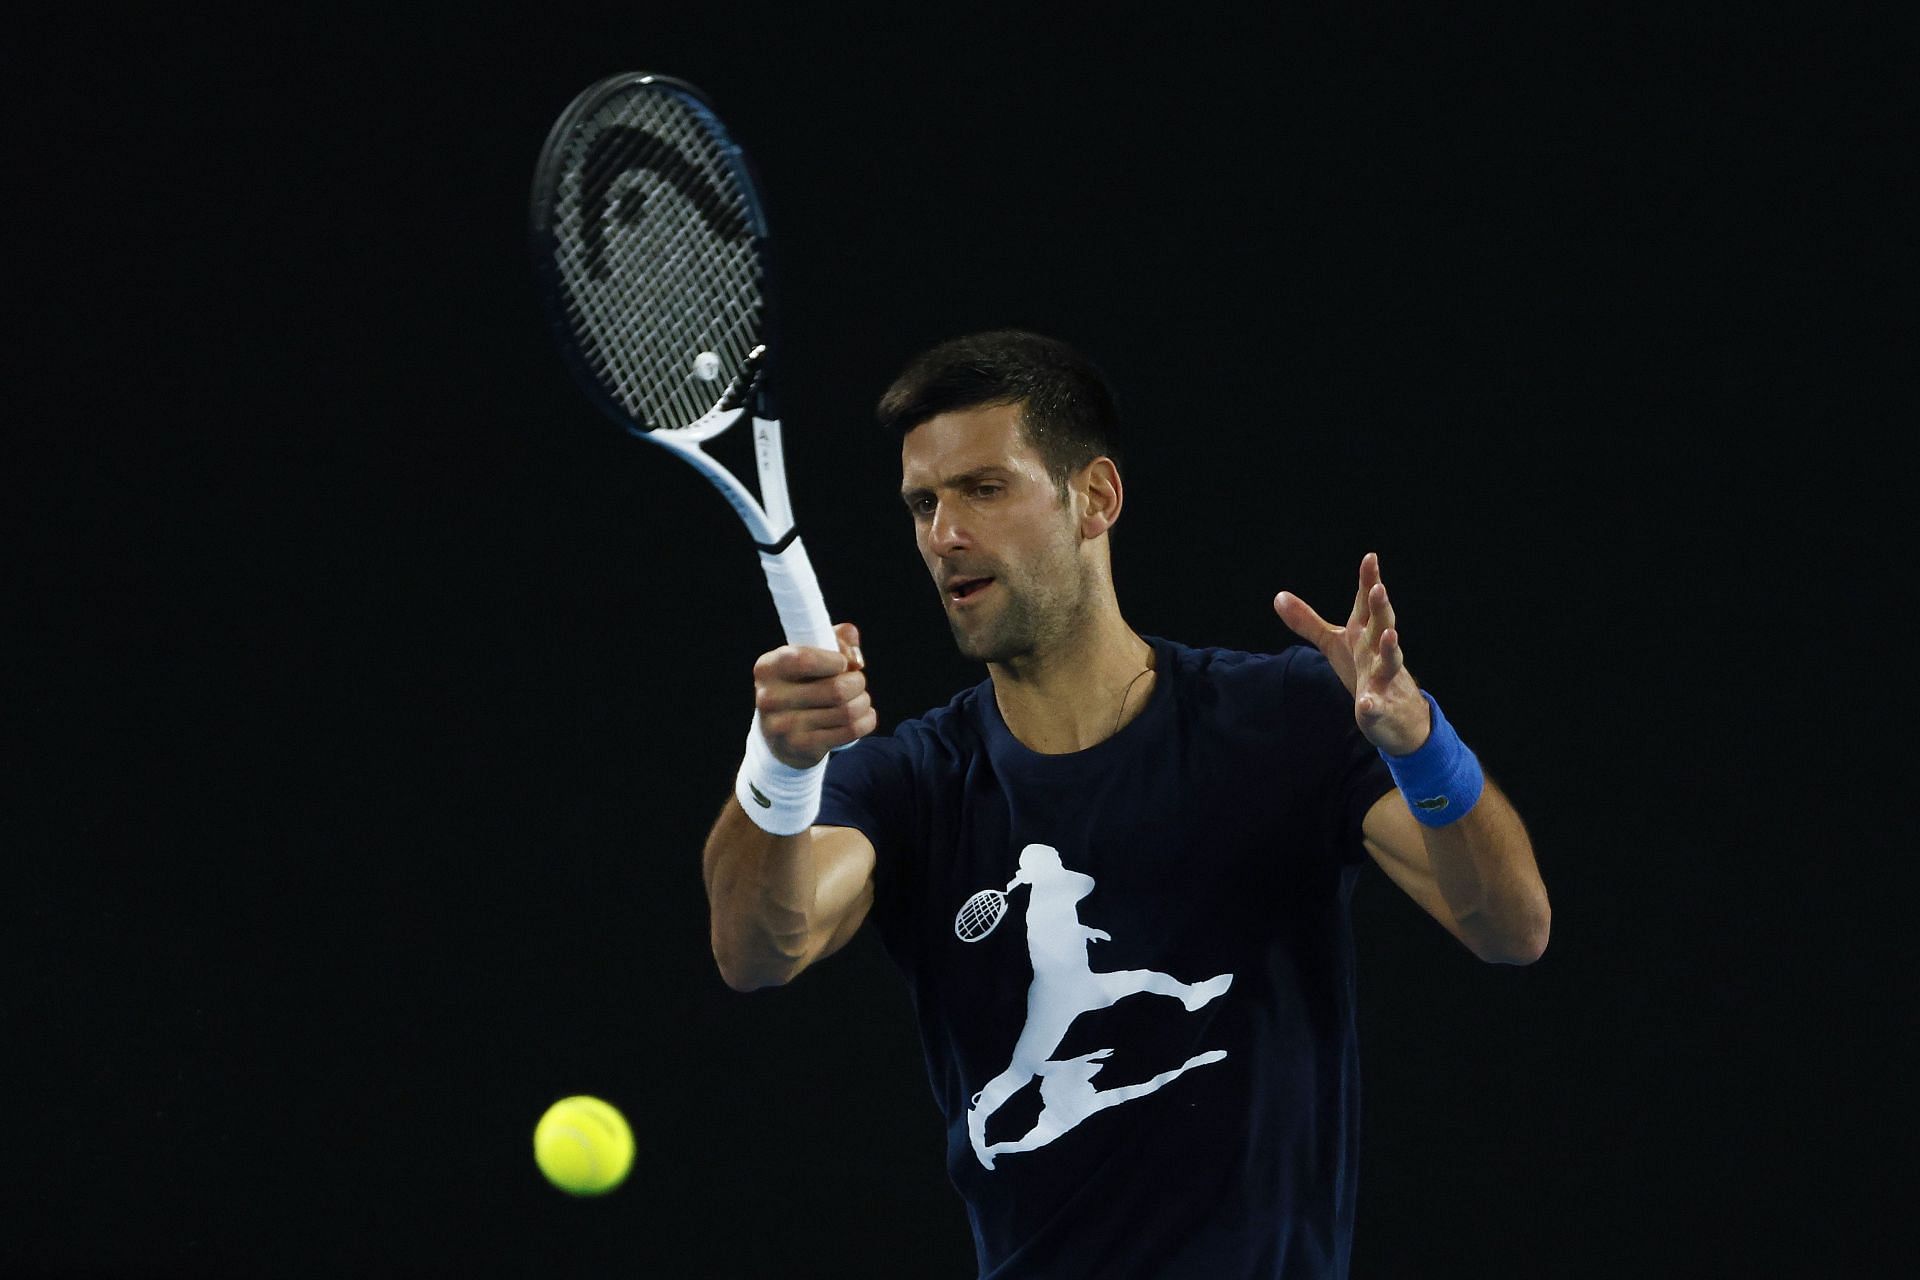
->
<box><xmin>735</xmin><ymin>711</ymin><xmax>826</xmax><ymax>835</ymax></box>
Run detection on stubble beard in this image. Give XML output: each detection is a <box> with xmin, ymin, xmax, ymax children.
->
<box><xmin>947</xmin><ymin>533</ymin><xmax>1095</xmax><ymax>666</ymax></box>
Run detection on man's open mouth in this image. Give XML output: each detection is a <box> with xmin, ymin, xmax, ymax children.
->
<box><xmin>948</xmin><ymin>576</ymin><xmax>995</xmax><ymax>601</ymax></box>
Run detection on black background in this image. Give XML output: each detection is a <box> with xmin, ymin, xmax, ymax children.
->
<box><xmin>11</xmin><ymin>4</ymin><xmax>1905</xmax><ymax>1277</ymax></box>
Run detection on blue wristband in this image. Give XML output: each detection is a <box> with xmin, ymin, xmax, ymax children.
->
<box><xmin>1380</xmin><ymin>691</ymin><xmax>1484</xmax><ymax>828</ymax></box>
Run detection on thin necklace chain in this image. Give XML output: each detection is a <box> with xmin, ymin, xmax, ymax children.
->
<box><xmin>1110</xmin><ymin>658</ymin><xmax>1155</xmax><ymax>739</ymax></box>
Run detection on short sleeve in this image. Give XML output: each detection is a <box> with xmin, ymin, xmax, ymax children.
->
<box><xmin>1282</xmin><ymin>647</ymin><xmax>1398</xmax><ymax>864</ymax></box>
<box><xmin>819</xmin><ymin>733</ymin><xmax>920</xmax><ymax>970</ymax></box>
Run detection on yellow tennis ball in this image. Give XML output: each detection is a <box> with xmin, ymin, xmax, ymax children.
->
<box><xmin>533</xmin><ymin>1095</ymin><xmax>633</xmax><ymax>1196</ymax></box>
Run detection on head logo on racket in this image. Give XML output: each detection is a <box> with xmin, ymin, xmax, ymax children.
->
<box><xmin>575</xmin><ymin>125</ymin><xmax>752</xmax><ymax>282</ymax></box>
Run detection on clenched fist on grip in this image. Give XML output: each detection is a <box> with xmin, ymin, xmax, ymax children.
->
<box><xmin>753</xmin><ymin>621</ymin><xmax>877</xmax><ymax>769</ymax></box>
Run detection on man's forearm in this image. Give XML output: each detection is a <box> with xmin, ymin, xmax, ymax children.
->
<box><xmin>1420</xmin><ymin>781</ymin><xmax>1550</xmax><ymax>964</ymax></box>
<box><xmin>702</xmin><ymin>796</ymin><xmax>818</xmax><ymax>990</ymax></box>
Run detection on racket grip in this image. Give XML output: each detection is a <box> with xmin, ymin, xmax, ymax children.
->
<box><xmin>757</xmin><ymin>538</ymin><xmax>838</xmax><ymax>653</ymax></box>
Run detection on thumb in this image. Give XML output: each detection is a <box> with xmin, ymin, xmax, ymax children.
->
<box><xmin>1273</xmin><ymin>591</ymin><xmax>1338</xmax><ymax>650</ymax></box>
<box><xmin>834</xmin><ymin>621</ymin><xmax>865</xmax><ymax>672</ymax></box>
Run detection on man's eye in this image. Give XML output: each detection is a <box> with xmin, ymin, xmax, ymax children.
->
<box><xmin>973</xmin><ymin>484</ymin><xmax>1002</xmax><ymax>498</ymax></box>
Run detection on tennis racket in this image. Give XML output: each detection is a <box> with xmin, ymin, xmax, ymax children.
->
<box><xmin>529</xmin><ymin>71</ymin><xmax>835</xmax><ymax>652</ymax></box>
<box><xmin>955</xmin><ymin>879</ymin><xmax>1021</xmax><ymax>942</ymax></box>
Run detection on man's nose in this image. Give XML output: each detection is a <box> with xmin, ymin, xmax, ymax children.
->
<box><xmin>929</xmin><ymin>500</ymin><xmax>969</xmax><ymax>554</ymax></box>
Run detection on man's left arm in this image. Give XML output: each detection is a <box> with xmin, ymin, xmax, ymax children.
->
<box><xmin>1276</xmin><ymin>552</ymin><xmax>1550</xmax><ymax>966</ymax></box>
<box><xmin>1361</xmin><ymin>780</ymin><xmax>1547</xmax><ymax>965</ymax></box>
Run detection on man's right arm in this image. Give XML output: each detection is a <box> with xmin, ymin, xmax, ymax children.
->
<box><xmin>702</xmin><ymin>810</ymin><xmax>876</xmax><ymax>991</ymax></box>
<box><xmin>701</xmin><ymin>623</ymin><xmax>880</xmax><ymax>992</ymax></box>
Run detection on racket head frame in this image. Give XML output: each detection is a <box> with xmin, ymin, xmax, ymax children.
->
<box><xmin>529</xmin><ymin>71</ymin><xmax>795</xmax><ymax>545</ymax></box>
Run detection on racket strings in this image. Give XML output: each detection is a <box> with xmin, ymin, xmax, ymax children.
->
<box><xmin>565</xmin><ymin>109</ymin><xmax>753</xmax><ymax>346</ymax></box>
<box><xmin>567</xmin><ymin>173</ymin><xmax>755</xmax><ymax>424</ymax></box>
<box><xmin>547</xmin><ymin>88</ymin><xmax>764</xmax><ymax>432</ymax></box>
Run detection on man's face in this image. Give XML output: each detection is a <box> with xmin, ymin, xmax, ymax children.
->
<box><xmin>899</xmin><ymin>402</ymin><xmax>1093</xmax><ymax>663</ymax></box>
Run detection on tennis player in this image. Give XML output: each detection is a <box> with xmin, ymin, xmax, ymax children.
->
<box><xmin>703</xmin><ymin>330</ymin><xmax>1550</xmax><ymax>1279</ymax></box>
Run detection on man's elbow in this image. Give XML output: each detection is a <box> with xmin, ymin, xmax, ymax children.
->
<box><xmin>712</xmin><ymin>940</ymin><xmax>804</xmax><ymax>992</ymax></box>
<box><xmin>718</xmin><ymin>966</ymin><xmax>788</xmax><ymax>993</ymax></box>
<box><xmin>1478</xmin><ymin>905</ymin><xmax>1550</xmax><ymax>966</ymax></box>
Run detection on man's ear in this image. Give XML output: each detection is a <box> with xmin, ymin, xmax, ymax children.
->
<box><xmin>1076</xmin><ymin>457</ymin><xmax>1123</xmax><ymax>539</ymax></box>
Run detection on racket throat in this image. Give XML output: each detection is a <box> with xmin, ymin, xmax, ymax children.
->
<box><xmin>754</xmin><ymin>525</ymin><xmax>802</xmax><ymax>555</ymax></box>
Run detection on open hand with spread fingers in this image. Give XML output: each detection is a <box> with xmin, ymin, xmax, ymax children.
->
<box><xmin>1273</xmin><ymin>553</ymin><xmax>1432</xmax><ymax>757</ymax></box>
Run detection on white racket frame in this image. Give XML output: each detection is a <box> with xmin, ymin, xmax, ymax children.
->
<box><xmin>640</xmin><ymin>374</ymin><xmax>836</xmax><ymax>654</ymax></box>
<box><xmin>534</xmin><ymin>73</ymin><xmax>836</xmax><ymax>658</ymax></box>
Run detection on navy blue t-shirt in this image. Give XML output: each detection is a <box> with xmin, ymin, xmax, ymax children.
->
<box><xmin>818</xmin><ymin>635</ymin><xmax>1398</xmax><ymax>1280</ymax></box>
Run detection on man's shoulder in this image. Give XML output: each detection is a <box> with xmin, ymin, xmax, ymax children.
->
<box><xmin>1156</xmin><ymin>635</ymin><xmax>1319</xmax><ymax>690</ymax></box>
<box><xmin>1151</xmin><ymin>636</ymin><xmax>1356</xmax><ymax>738</ymax></box>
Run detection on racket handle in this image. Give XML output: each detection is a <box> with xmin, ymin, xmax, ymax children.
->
<box><xmin>757</xmin><ymin>538</ymin><xmax>838</xmax><ymax>653</ymax></box>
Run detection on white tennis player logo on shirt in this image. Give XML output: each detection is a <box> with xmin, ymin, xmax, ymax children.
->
<box><xmin>961</xmin><ymin>843</ymin><xmax>1233</xmax><ymax>1171</ymax></box>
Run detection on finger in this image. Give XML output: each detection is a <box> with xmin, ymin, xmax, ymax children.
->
<box><xmin>764</xmin><ymin>700</ymin><xmax>870</xmax><ymax>750</ymax></box>
<box><xmin>1349</xmin><ymin>553</ymin><xmax>1379</xmax><ymax>630</ymax></box>
<box><xmin>1273</xmin><ymin>591</ymin><xmax>1341</xmax><ymax>648</ymax></box>
<box><xmin>781</xmin><ymin>697</ymin><xmax>872</xmax><ymax>736</ymax></box>
<box><xmin>1383</xmin><ymin>586</ymin><xmax>1401</xmax><ymax>663</ymax></box>
<box><xmin>1365</xmin><ymin>581</ymin><xmax>1393</xmax><ymax>651</ymax></box>
<box><xmin>1372</xmin><ymin>579</ymin><xmax>1395</xmax><ymax>637</ymax></box>
<box><xmin>759</xmin><ymin>669</ymin><xmax>867</xmax><ymax>712</ymax></box>
<box><xmin>834</xmin><ymin>621</ymin><xmax>865</xmax><ymax>672</ymax></box>
<box><xmin>756</xmin><ymin>643</ymin><xmax>849</xmax><ymax>683</ymax></box>
<box><xmin>790</xmin><ymin>710</ymin><xmax>875</xmax><ymax>756</ymax></box>
<box><xmin>1375</xmin><ymin>627</ymin><xmax>1404</xmax><ymax>683</ymax></box>
<box><xmin>1357</xmin><ymin>629</ymin><xmax>1409</xmax><ymax>719</ymax></box>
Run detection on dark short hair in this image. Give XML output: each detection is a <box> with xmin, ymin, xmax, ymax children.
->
<box><xmin>876</xmin><ymin>330</ymin><xmax>1120</xmax><ymax>495</ymax></box>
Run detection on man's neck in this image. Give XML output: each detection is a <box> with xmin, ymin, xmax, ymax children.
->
<box><xmin>988</xmin><ymin>612</ymin><xmax>1156</xmax><ymax>755</ymax></box>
